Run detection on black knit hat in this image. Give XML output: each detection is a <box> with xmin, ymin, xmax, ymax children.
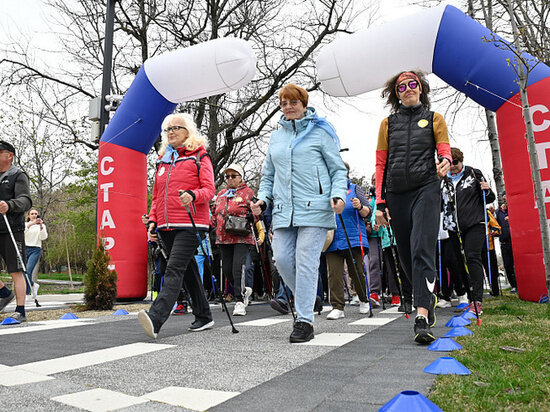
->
<box><xmin>0</xmin><ymin>141</ymin><xmax>15</xmax><ymax>156</ymax></box>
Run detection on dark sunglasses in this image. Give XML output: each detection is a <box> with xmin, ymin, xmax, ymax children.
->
<box><xmin>452</xmin><ymin>159</ymin><xmax>460</xmax><ymax>165</ymax></box>
<box><xmin>225</xmin><ymin>174</ymin><xmax>240</xmax><ymax>179</ymax></box>
<box><xmin>396</xmin><ymin>80</ymin><xmax>419</xmax><ymax>93</ymax></box>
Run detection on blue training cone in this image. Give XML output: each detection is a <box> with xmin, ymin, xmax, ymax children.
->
<box><xmin>1</xmin><ymin>317</ymin><xmax>20</xmax><ymax>325</ymax></box>
<box><xmin>424</xmin><ymin>356</ymin><xmax>471</xmax><ymax>375</ymax></box>
<box><xmin>379</xmin><ymin>390</ymin><xmax>443</xmax><ymax>412</ymax></box>
<box><xmin>461</xmin><ymin>311</ymin><xmax>477</xmax><ymax>320</ymax></box>
<box><xmin>444</xmin><ymin>326</ymin><xmax>474</xmax><ymax>337</ymax></box>
<box><xmin>59</xmin><ymin>313</ymin><xmax>79</xmax><ymax>320</ymax></box>
<box><xmin>427</xmin><ymin>337</ymin><xmax>463</xmax><ymax>352</ymax></box>
<box><xmin>445</xmin><ymin>316</ymin><xmax>471</xmax><ymax>327</ymax></box>
<box><xmin>456</xmin><ymin>302</ymin><xmax>469</xmax><ymax>310</ymax></box>
<box><xmin>113</xmin><ymin>309</ymin><xmax>129</xmax><ymax>315</ymax></box>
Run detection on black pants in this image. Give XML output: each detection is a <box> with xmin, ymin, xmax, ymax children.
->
<box><xmin>220</xmin><ymin>243</ymin><xmax>249</xmax><ymax>302</ymax></box>
<box><xmin>439</xmin><ymin>237</ymin><xmax>467</xmax><ymax>300</ymax></box>
<box><xmin>386</xmin><ymin>180</ymin><xmax>440</xmax><ymax>309</ymax></box>
<box><xmin>149</xmin><ymin>229</ymin><xmax>212</xmax><ymax>330</ymax></box>
<box><xmin>500</xmin><ymin>242</ymin><xmax>517</xmax><ymax>288</ymax></box>
<box><xmin>381</xmin><ymin>247</ymin><xmax>400</xmax><ymax>296</ymax></box>
<box><xmin>482</xmin><ymin>245</ymin><xmax>500</xmax><ymax>296</ymax></box>
<box><xmin>448</xmin><ymin>224</ymin><xmax>486</xmax><ymax>302</ymax></box>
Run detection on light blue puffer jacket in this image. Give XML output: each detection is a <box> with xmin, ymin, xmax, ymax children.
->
<box><xmin>257</xmin><ymin>107</ymin><xmax>347</xmax><ymax>230</ymax></box>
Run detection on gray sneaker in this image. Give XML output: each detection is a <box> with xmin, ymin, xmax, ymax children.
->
<box><xmin>7</xmin><ymin>311</ymin><xmax>26</xmax><ymax>323</ymax></box>
<box><xmin>0</xmin><ymin>292</ymin><xmax>15</xmax><ymax>312</ymax></box>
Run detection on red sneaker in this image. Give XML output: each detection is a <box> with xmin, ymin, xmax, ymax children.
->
<box><xmin>391</xmin><ymin>295</ymin><xmax>401</xmax><ymax>306</ymax></box>
<box><xmin>369</xmin><ymin>293</ymin><xmax>380</xmax><ymax>308</ymax></box>
<box><xmin>173</xmin><ymin>304</ymin><xmax>187</xmax><ymax>315</ymax></box>
<box><xmin>468</xmin><ymin>302</ymin><xmax>483</xmax><ymax>315</ymax></box>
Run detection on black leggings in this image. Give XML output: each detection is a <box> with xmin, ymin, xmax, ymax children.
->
<box><xmin>386</xmin><ymin>180</ymin><xmax>440</xmax><ymax>309</ymax></box>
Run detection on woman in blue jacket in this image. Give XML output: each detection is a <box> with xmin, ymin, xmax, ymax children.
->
<box><xmin>251</xmin><ymin>83</ymin><xmax>347</xmax><ymax>343</ymax></box>
<box><xmin>324</xmin><ymin>163</ymin><xmax>372</xmax><ymax>320</ymax></box>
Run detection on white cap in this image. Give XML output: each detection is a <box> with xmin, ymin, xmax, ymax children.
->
<box><xmin>225</xmin><ymin>163</ymin><xmax>244</xmax><ymax>178</ymax></box>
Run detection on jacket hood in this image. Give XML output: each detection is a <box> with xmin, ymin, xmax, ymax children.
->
<box><xmin>278</xmin><ymin>107</ymin><xmax>318</xmax><ymax>132</ymax></box>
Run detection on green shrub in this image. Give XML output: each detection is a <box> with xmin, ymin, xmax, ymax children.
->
<box><xmin>84</xmin><ymin>240</ymin><xmax>117</xmax><ymax>310</ymax></box>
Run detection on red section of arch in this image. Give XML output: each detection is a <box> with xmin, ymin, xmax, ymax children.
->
<box><xmin>496</xmin><ymin>76</ymin><xmax>550</xmax><ymax>302</ymax></box>
<box><xmin>97</xmin><ymin>142</ymin><xmax>148</xmax><ymax>299</ymax></box>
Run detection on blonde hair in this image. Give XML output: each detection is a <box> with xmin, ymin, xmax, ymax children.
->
<box><xmin>159</xmin><ymin>113</ymin><xmax>208</xmax><ymax>155</ymax></box>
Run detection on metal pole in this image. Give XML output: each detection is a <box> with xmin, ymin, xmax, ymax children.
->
<box><xmin>99</xmin><ymin>0</ymin><xmax>116</xmax><ymax>139</ymax></box>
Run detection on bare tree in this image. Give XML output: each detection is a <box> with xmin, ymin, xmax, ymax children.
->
<box><xmin>1</xmin><ymin>0</ymin><xmax>367</xmax><ymax>187</ymax></box>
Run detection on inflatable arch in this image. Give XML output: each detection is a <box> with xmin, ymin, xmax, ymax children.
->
<box><xmin>97</xmin><ymin>38</ymin><xmax>256</xmax><ymax>299</ymax></box>
<box><xmin>316</xmin><ymin>4</ymin><xmax>550</xmax><ymax>302</ymax></box>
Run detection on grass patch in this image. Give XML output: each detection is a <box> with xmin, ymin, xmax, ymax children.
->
<box><xmin>38</xmin><ymin>272</ymin><xmax>84</xmax><ymax>282</ymax></box>
<box><xmin>429</xmin><ymin>295</ymin><xmax>550</xmax><ymax>411</ymax></box>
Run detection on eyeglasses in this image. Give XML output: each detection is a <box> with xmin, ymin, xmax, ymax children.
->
<box><xmin>280</xmin><ymin>100</ymin><xmax>301</xmax><ymax>108</ymax></box>
<box><xmin>225</xmin><ymin>174</ymin><xmax>240</xmax><ymax>179</ymax></box>
<box><xmin>163</xmin><ymin>125</ymin><xmax>187</xmax><ymax>133</ymax></box>
<box><xmin>396</xmin><ymin>80</ymin><xmax>419</xmax><ymax>93</ymax></box>
<box><xmin>452</xmin><ymin>159</ymin><xmax>460</xmax><ymax>165</ymax></box>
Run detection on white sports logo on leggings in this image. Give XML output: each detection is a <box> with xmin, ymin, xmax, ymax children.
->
<box><xmin>425</xmin><ymin>278</ymin><xmax>435</xmax><ymax>293</ymax></box>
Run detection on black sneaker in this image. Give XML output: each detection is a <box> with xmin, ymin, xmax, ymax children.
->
<box><xmin>314</xmin><ymin>296</ymin><xmax>323</xmax><ymax>315</ymax></box>
<box><xmin>138</xmin><ymin>310</ymin><xmax>158</xmax><ymax>339</ymax></box>
<box><xmin>0</xmin><ymin>292</ymin><xmax>15</xmax><ymax>312</ymax></box>
<box><xmin>270</xmin><ymin>298</ymin><xmax>290</xmax><ymax>315</ymax></box>
<box><xmin>414</xmin><ymin>315</ymin><xmax>435</xmax><ymax>344</ymax></box>
<box><xmin>289</xmin><ymin>321</ymin><xmax>314</xmax><ymax>343</ymax></box>
<box><xmin>188</xmin><ymin>319</ymin><xmax>214</xmax><ymax>332</ymax></box>
<box><xmin>428</xmin><ymin>294</ymin><xmax>437</xmax><ymax>328</ymax></box>
<box><xmin>398</xmin><ymin>301</ymin><xmax>413</xmax><ymax>314</ymax></box>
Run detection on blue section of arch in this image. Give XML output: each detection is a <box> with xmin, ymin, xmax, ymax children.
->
<box><xmin>433</xmin><ymin>5</ymin><xmax>550</xmax><ymax>112</ymax></box>
<box><xmin>100</xmin><ymin>66</ymin><xmax>177</xmax><ymax>154</ymax></box>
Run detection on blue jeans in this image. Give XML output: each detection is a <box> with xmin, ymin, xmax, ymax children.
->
<box><xmin>194</xmin><ymin>255</ymin><xmax>205</xmax><ymax>283</ymax></box>
<box><xmin>272</xmin><ymin>226</ymin><xmax>328</xmax><ymax>324</ymax></box>
<box><xmin>25</xmin><ymin>246</ymin><xmax>41</xmax><ymax>293</ymax></box>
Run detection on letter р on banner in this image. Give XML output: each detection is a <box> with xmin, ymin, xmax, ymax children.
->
<box><xmin>496</xmin><ymin>77</ymin><xmax>550</xmax><ymax>303</ymax></box>
<box><xmin>97</xmin><ymin>142</ymin><xmax>148</xmax><ymax>299</ymax></box>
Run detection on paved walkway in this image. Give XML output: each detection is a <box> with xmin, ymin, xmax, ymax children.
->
<box><xmin>0</xmin><ymin>297</ymin><xmax>464</xmax><ymax>411</ymax></box>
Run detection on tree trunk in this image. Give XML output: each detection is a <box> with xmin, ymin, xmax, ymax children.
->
<box><xmin>485</xmin><ymin>109</ymin><xmax>505</xmax><ymax>199</ymax></box>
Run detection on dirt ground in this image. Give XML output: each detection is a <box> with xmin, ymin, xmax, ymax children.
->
<box><xmin>0</xmin><ymin>303</ymin><xmax>151</xmax><ymax>323</ymax></box>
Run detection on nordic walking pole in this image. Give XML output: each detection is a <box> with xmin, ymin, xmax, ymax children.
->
<box><xmin>438</xmin><ymin>237</ymin><xmax>443</xmax><ymax>294</ymax></box>
<box><xmin>249</xmin><ymin>219</ymin><xmax>273</xmax><ymax>299</ymax></box>
<box><xmin>254</xmin><ymin>211</ymin><xmax>296</xmax><ymax>321</ymax></box>
<box><xmin>376</xmin><ymin>237</ymin><xmax>386</xmax><ymax>310</ymax></box>
<box><xmin>386</xmin><ymin>225</ymin><xmax>410</xmax><ymax>319</ymax></box>
<box><xmin>355</xmin><ymin>210</ymin><xmax>374</xmax><ymax>316</ymax></box>
<box><xmin>183</xmin><ymin>202</ymin><xmax>238</xmax><ymax>334</ymax></box>
<box><xmin>443</xmin><ymin>179</ymin><xmax>481</xmax><ymax>325</ymax></box>
<box><xmin>333</xmin><ymin>198</ymin><xmax>373</xmax><ymax>318</ymax></box>
<box><xmin>481</xmin><ymin>181</ymin><xmax>493</xmax><ymax>290</ymax></box>
<box><xmin>2</xmin><ymin>213</ymin><xmax>34</xmax><ymax>302</ymax></box>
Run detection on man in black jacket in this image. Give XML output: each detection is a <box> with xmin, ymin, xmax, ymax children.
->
<box><xmin>495</xmin><ymin>192</ymin><xmax>517</xmax><ymax>292</ymax></box>
<box><xmin>0</xmin><ymin>141</ymin><xmax>32</xmax><ymax>322</ymax></box>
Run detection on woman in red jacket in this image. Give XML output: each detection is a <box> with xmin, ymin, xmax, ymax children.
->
<box><xmin>214</xmin><ymin>164</ymin><xmax>255</xmax><ymax>317</ymax></box>
<box><xmin>139</xmin><ymin>113</ymin><xmax>216</xmax><ymax>338</ymax></box>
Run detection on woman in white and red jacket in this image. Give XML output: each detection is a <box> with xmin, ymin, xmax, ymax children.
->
<box><xmin>138</xmin><ymin>113</ymin><xmax>216</xmax><ymax>339</ymax></box>
<box><xmin>214</xmin><ymin>163</ymin><xmax>255</xmax><ymax>317</ymax></box>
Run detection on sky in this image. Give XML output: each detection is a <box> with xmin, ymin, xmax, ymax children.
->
<box><xmin>0</xmin><ymin>0</ymin><xmax>497</xmax><ymax>192</ymax></box>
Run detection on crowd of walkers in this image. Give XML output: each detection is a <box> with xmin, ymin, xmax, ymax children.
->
<box><xmin>130</xmin><ymin>78</ymin><xmax>516</xmax><ymax>345</ymax></box>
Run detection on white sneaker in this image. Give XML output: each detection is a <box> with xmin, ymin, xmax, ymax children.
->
<box><xmin>457</xmin><ymin>294</ymin><xmax>469</xmax><ymax>305</ymax></box>
<box><xmin>32</xmin><ymin>283</ymin><xmax>40</xmax><ymax>299</ymax></box>
<box><xmin>350</xmin><ymin>295</ymin><xmax>360</xmax><ymax>306</ymax></box>
<box><xmin>436</xmin><ymin>299</ymin><xmax>451</xmax><ymax>308</ymax></box>
<box><xmin>326</xmin><ymin>308</ymin><xmax>345</xmax><ymax>320</ymax></box>
<box><xmin>233</xmin><ymin>301</ymin><xmax>246</xmax><ymax>316</ymax></box>
<box><xmin>359</xmin><ymin>301</ymin><xmax>370</xmax><ymax>314</ymax></box>
<box><xmin>243</xmin><ymin>287</ymin><xmax>252</xmax><ymax>307</ymax></box>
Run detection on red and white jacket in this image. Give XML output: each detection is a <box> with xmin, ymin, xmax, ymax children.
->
<box><xmin>149</xmin><ymin>145</ymin><xmax>215</xmax><ymax>231</ymax></box>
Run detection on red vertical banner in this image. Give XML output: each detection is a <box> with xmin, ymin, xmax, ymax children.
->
<box><xmin>97</xmin><ymin>142</ymin><xmax>148</xmax><ymax>299</ymax></box>
<box><xmin>496</xmin><ymin>77</ymin><xmax>550</xmax><ymax>302</ymax></box>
